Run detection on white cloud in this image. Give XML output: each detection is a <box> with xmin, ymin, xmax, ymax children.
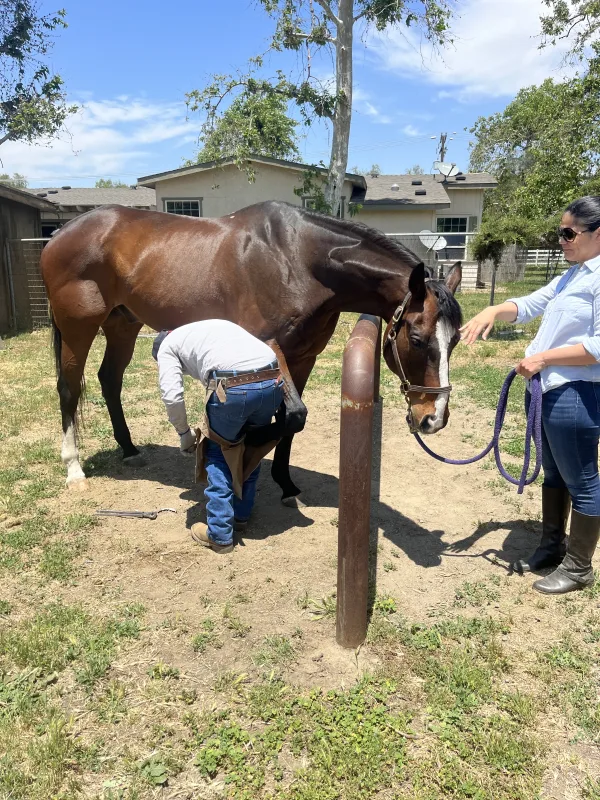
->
<box><xmin>370</xmin><ymin>0</ymin><xmax>573</xmax><ymax>101</ymax></box>
<box><xmin>402</xmin><ymin>124</ymin><xmax>421</xmax><ymax>136</ymax></box>
<box><xmin>1</xmin><ymin>96</ymin><xmax>195</xmax><ymax>185</ymax></box>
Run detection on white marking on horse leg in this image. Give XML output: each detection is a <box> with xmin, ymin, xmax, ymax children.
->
<box><xmin>432</xmin><ymin>318</ymin><xmax>452</xmax><ymax>428</ymax></box>
<box><xmin>61</xmin><ymin>422</ymin><xmax>86</xmax><ymax>485</ymax></box>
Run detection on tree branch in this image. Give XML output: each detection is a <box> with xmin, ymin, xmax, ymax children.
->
<box><xmin>0</xmin><ymin>132</ymin><xmax>13</xmax><ymax>147</ymax></box>
<box><xmin>313</xmin><ymin>0</ymin><xmax>341</xmax><ymax>27</ymax></box>
<box><xmin>291</xmin><ymin>29</ymin><xmax>336</xmax><ymax>42</ymax></box>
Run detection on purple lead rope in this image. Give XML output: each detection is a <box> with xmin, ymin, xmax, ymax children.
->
<box><xmin>413</xmin><ymin>370</ymin><xmax>543</xmax><ymax>495</ymax></box>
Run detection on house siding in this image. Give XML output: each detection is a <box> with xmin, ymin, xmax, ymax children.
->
<box><xmin>153</xmin><ymin>163</ymin><xmax>356</xmax><ymax>218</ymax></box>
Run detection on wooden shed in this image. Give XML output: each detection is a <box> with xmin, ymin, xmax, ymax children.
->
<box><xmin>0</xmin><ymin>185</ymin><xmax>56</xmax><ymax>334</ymax></box>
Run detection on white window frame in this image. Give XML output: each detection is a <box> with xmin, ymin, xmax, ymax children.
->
<box><xmin>163</xmin><ymin>197</ymin><xmax>203</xmax><ymax>217</ymax></box>
<box><xmin>436</xmin><ymin>215</ymin><xmax>468</xmax><ymax>234</ymax></box>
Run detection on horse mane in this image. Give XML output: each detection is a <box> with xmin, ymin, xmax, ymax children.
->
<box><xmin>297</xmin><ymin>205</ymin><xmax>461</xmax><ymax>327</ymax></box>
<box><xmin>299</xmin><ymin>206</ymin><xmax>423</xmax><ymax>267</ymax></box>
<box><xmin>427</xmin><ymin>279</ymin><xmax>463</xmax><ymax>329</ymax></box>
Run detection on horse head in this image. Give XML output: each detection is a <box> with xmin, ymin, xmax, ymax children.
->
<box><xmin>383</xmin><ymin>262</ymin><xmax>462</xmax><ymax>435</ymax></box>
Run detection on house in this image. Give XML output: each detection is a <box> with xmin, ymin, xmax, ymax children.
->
<box><xmin>137</xmin><ymin>155</ymin><xmax>496</xmax><ymax>267</ymax></box>
<box><xmin>23</xmin><ymin>186</ymin><xmax>156</xmax><ymax>237</ymax></box>
<box><xmin>0</xmin><ymin>185</ymin><xmax>57</xmax><ymax>333</ymax></box>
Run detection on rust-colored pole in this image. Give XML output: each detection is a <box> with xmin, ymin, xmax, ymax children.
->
<box><xmin>374</xmin><ymin>318</ymin><xmax>382</xmax><ymax>403</ymax></box>
<box><xmin>337</xmin><ymin>314</ymin><xmax>380</xmax><ymax>648</ymax></box>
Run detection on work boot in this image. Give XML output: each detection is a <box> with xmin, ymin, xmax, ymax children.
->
<box><xmin>514</xmin><ymin>486</ymin><xmax>570</xmax><ymax>573</ymax></box>
<box><xmin>533</xmin><ymin>510</ymin><xmax>600</xmax><ymax>594</ymax></box>
<box><xmin>190</xmin><ymin>523</ymin><xmax>234</xmax><ymax>554</ymax></box>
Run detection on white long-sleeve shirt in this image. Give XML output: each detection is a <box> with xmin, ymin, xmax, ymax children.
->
<box><xmin>157</xmin><ymin>320</ymin><xmax>277</xmax><ymax>433</ymax></box>
<box><xmin>509</xmin><ymin>252</ymin><xmax>600</xmax><ymax>393</ymax></box>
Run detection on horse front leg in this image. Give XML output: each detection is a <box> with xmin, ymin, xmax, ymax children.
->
<box><xmin>269</xmin><ymin>354</ymin><xmax>316</xmax><ymax>506</ymax></box>
<box><xmin>99</xmin><ymin>309</ymin><xmax>144</xmax><ymax>465</ymax></box>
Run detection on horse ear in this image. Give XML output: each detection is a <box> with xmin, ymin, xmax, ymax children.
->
<box><xmin>445</xmin><ymin>261</ymin><xmax>462</xmax><ymax>295</ymax></box>
<box><xmin>408</xmin><ymin>263</ymin><xmax>426</xmax><ymax>303</ymax></box>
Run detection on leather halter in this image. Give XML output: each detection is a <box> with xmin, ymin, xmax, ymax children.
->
<box><xmin>387</xmin><ymin>283</ymin><xmax>453</xmax><ymax>408</ymax></box>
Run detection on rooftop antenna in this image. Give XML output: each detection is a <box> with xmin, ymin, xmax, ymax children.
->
<box><xmin>419</xmin><ymin>229</ymin><xmax>447</xmax><ymax>258</ymax></box>
<box><xmin>434</xmin><ymin>161</ymin><xmax>460</xmax><ymax>183</ymax></box>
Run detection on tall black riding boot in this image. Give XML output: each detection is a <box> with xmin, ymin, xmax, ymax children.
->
<box><xmin>533</xmin><ymin>510</ymin><xmax>600</xmax><ymax>594</ymax></box>
<box><xmin>514</xmin><ymin>486</ymin><xmax>570</xmax><ymax>574</ymax></box>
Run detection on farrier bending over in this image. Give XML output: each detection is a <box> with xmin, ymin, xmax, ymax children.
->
<box><xmin>461</xmin><ymin>196</ymin><xmax>600</xmax><ymax>595</ymax></box>
<box><xmin>153</xmin><ymin>320</ymin><xmax>285</xmax><ymax>554</ymax></box>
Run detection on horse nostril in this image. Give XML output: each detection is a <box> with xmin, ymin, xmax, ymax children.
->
<box><xmin>421</xmin><ymin>414</ymin><xmax>436</xmax><ymax>432</ymax></box>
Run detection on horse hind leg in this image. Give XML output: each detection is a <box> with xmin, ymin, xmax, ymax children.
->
<box><xmin>99</xmin><ymin>307</ymin><xmax>144</xmax><ymax>465</ymax></box>
<box><xmin>53</xmin><ymin>317</ymin><xmax>99</xmax><ymax>490</ymax></box>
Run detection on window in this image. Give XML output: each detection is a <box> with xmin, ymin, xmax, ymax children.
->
<box><xmin>302</xmin><ymin>196</ymin><xmax>345</xmax><ymax>218</ymax></box>
<box><xmin>164</xmin><ymin>199</ymin><xmax>202</xmax><ymax>217</ymax></box>
<box><xmin>437</xmin><ymin>217</ymin><xmax>468</xmax><ymax>233</ymax></box>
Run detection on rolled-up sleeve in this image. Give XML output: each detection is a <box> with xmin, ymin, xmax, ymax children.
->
<box><xmin>157</xmin><ymin>346</ymin><xmax>189</xmax><ymax>433</ymax></box>
<box><xmin>508</xmin><ymin>275</ymin><xmax>561</xmax><ymax>324</ymax></box>
<box><xmin>581</xmin><ymin>282</ymin><xmax>600</xmax><ymax>362</ymax></box>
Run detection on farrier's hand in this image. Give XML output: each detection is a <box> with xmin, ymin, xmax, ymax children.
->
<box><xmin>179</xmin><ymin>428</ymin><xmax>197</xmax><ymax>455</ymax></box>
<box><xmin>516</xmin><ymin>354</ymin><xmax>547</xmax><ymax>379</ymax></box>
<box><xmin>459</xmin><ymin>307</ymin><xmax>498</xmax><ymax>345</ymax></box>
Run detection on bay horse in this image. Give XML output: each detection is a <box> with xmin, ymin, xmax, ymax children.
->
<box><xmin>40</xmin><ymin>201</ymin><xmax>462</xmax><ymax>498</ymax></box>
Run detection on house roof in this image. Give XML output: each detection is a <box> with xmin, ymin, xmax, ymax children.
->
<box><xmin>137</xmin><ymin>155</ymin><xmax>367</xmax><ymax>190</ymax></box>
<box><xmin>357</xmin><ymin>172</ymin><xmax>497</xmax><ymax>207</ymax></box>
<box><xmin>0</xmin><ymin>183</ymin><xmax>57</xmax><ymax>211</ymax></box>
<box><xmin>23</xmin><ymin>186</ymin><xmax>156</xmax><ymax>209</ymax></box>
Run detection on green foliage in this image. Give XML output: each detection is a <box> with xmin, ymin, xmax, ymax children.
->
<box><xmin>95</xmin><ymin>178</ymin><xmax>130</xmax><ymax>188</ymax></box>
<box><xmin>0</xmin><ymin>172</ymin><xmax>27</xmax><ymax>188</ymax></box>
<box><xmin>405</xmin><ymin>163</ymin><xmax>425</xmax><ymax>174</ymax></box>
<box><xmin>470</xmin><ymin>56</ymin><xmax>600</xmax><ymax>237</ymax></box>
<box><xmin>540</xmin><ymin>2</ymin><xmax>600</xmax><ymax>60</ymax></box>
<box><xmin>0</xmin><ymin>1</ymin><xmax>77</xmax><ymax>146</ymax></box>
<box><xmin>189</xmin><ymin>92</ymin><xmax>300</xmax><ymax>167</ymax></box>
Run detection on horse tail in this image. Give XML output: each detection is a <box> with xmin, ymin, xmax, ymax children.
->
<box><xmin>51</xmin><ymin>307</ymin><xmax>62</xmax><ymax>379</ymax></box>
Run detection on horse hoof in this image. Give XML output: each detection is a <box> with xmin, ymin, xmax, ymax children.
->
<box><xmin>67</xmin><ymin>477</ymin><xmax>89</xmax><ymax>492</ymax></box>
<box><xmin>123</xmin><ymin>454</ymin><xmax>146</xmax><ymax>468</ymax></box>
<box><xmin>281</xmin><ymin>494</ymin><xmax>306</xmax><ymax>508</ymax></box>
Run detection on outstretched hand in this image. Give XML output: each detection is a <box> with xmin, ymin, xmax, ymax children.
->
<box><xmin>459</xmin><ymin>307</ymin><xmax>497</xmax><ymax>345</ymax></box>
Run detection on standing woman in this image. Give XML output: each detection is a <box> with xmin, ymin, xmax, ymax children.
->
<box><xmin>461</xmin><ymin>196</ymin><xmax>600</xmax><ymax>594</ymax></box>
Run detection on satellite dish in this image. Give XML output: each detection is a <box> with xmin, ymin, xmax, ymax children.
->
<box><xmin>419</xmin><ymin>230</ymin><xmax>447</xmax><ymax>252</ymax></box>
<box><xmin>433</xmin><ymin>160</ymin><xmax>443</xmax><ymax>172</ymax></box>
<box><xmin>438</xmin><ymin>162</ymin><xmax>459</xmax><ymax>178</ymax></box>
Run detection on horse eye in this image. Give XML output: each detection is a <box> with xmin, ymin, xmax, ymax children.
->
<box><xmin>410</xmin><ymin>336</ymin><xmax>426</xmax><ymax>349</ymax></box>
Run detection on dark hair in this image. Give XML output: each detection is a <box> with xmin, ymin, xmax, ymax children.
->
<box><xmin>152</xmin><ymin>330</ymin><xmax>171</xmax><ymax>361</ymax></box>
<box><xmin>565</xmin><ymin>196</ymin><xmax>600</xmax><ymax>230</ymax></box>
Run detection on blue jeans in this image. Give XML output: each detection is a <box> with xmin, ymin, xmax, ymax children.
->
<box><xmin>204</xmin><ymin>378</ymin><xmax>284</xmax><ymax>544</ymax></box>
<box><xmin>527</xmin><ymin>381</ymin><xmax>600</xmax><ymax>515</ymax></box>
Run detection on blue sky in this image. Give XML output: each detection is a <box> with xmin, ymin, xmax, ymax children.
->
<box><xmin>3</xmin><ymin>0</ymin><xmax>572</xmax><ymax>187</ymax></box>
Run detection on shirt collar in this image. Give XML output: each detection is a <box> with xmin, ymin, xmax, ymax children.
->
<box><xmin>583</xmin><ymin>253</ymin><xmax>600</xmax><ymax>272</ymax></box>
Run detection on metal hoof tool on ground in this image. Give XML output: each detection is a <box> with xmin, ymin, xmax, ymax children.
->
<box><xmin>95</xmin><ymin>508</ymin><xmax>177</xmax><ymax>520</ymax></box>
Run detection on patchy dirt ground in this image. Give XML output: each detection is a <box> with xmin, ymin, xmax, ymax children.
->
<box><xmin>3</xmin><ymin>323</ymin><xmax>600</xmax><ymax>798</ymax></box>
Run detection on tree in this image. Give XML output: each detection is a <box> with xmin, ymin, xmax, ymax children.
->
<box><xmin>469</xmin><ymin>55</ymin><xmax>600</xmax><ymax>237</ymax></box>
<box><xmin>349</xmin><ymin>163</ymin><xmax>380</xmax><ymax>176</ymax></box>
<box><xmin>0</xmin><ymin>172</ymin><xmax>27</xmax><ymax>188</ymax></box>
<box><xmin>540</xmin><ymin>1</ymin><xmax>600</xmax><ymax>60</ymax></box>
<box><xmin>405</xmin><ymin>164</ymin><xmax>425</xmax><ymax>174</ymax></box>
<box><xmin>95</xmin><ymin>178</ymin><xmax>130</xmax><ymax>188</ymax></box>
<box><xmin>0</xmin><ymin>1</ymin><xmax>77</xmax><ymax>147</ymax></box>
<box><xmin>188</xmin><ymin>92</ymin><xmax>300</xmax><ymax>167</ymax></box>
<box><xmin>187</xmin><ymin>1</ymin><xmax>454</xmax><ymax>215</ymax></box>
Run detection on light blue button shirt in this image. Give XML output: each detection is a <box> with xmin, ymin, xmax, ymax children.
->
<box><xmin>509</xmin><ymin>253</ymin><xmax>600</xmax><ymax>393</ymax></box>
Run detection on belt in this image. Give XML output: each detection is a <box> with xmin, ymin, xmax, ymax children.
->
<box><xmin>207</xmin><ymin>366</ymin><xmax>281</xmax><ymax>390</ymax></box>
<box><xmin>211</xmin><ymin>360</ymin><xmax>278</xmax><ymax>379</ymax></box>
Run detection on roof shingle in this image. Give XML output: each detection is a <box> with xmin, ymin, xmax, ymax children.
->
<box><xmin>24</xmin><ymin>187</ymin><xmax>156</xmax><ymax>208</ymax></box>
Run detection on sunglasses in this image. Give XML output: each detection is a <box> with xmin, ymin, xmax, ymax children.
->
<box><xmin>557</xmin><ymin>226</ymin><xmax>594</xmax><ymax>242</ymax></box>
